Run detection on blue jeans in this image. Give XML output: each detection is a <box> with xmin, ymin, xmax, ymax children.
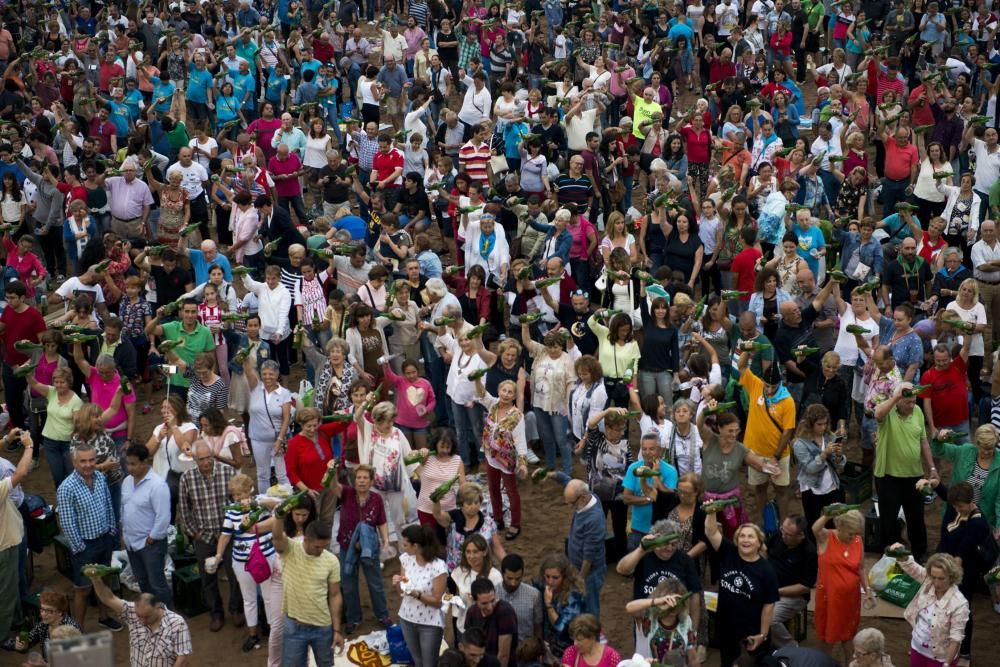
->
<box><xmin>583</xmin><ymin>568</ymin><xmax>606</xmax><ymax>617</ymax></box>
<box><xmin>109</xmin><ymin>478</ymin><xmax>122</xmax><ymax>527</ymax></box>
<box><xmin>127</xmin><ymin>538</ymin><xmax>173</xmax><ymax>608</ymax></box>
<box><xmin>282</xmin><ymin>616</ymin><xmax>333</xmax><ymax>667</ymax></box>
<box><xmin>533</xmin><ymin>409</ymin><xmax>571</xmax><ymax>475</ymax></box>
<box><xmin>342</xmin><ymin>556</ymin><xmax>389</xmax><ymax>625</ymax></box>
<box><xmin>880</xmin><ymin>177</ymin><xmax>910</xmax><ymax>215</ymax></box>
<box><xmin>399</xmin><ymin>618</ymin><xmax>444</xmax><ymax>667</ymax></box>
<box><xmin>451</xmin><ymin>399</ymin><xmax>484</xmax><ymax>466</ymax></box>
<box><xmin>621</xmin><ymin>174</ymin><xmax>633</xmax><ymax>212</ymax></box>
<box><xmin>42</xmin><ymin>437</ymin><xmax>72</xmax><ymax>489</ymax></box>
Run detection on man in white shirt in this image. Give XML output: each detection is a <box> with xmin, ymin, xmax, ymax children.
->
<box><xmin>49</xmin><ymin>269</ymin><xmax>112</xmax><ymax>320</ymax></box>
<box><xmin>168</xmin><ymin>147</ymin><xmax>210</xmax><ymax>237</ymax></box>
<box><xmin>457</xmin><ymin>71</ymin><xmax>492</xmax><ymax>129</ymax></box>
<box><xmin>972</xmin><ymin>220</ymin><xmax>1000</xmax><ymax>376</ymax></box>
<box><xmin>961</xmin><ymin>124</ymin><xmax>1000</xmax><ymax>205</ymax></box>
<box><xmin>240</xmin><ymin>265</ymin><xmax>292</xmax><ymax>379</ymax></box>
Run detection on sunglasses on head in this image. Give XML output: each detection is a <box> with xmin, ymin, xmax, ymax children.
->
<box><xmin>571</xmin><ymin>289</ymin><xmax>589</xmax><ymax>298</ymax></box>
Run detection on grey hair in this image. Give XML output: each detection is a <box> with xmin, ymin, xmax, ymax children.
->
<box><xmin>554</xmin><ymin>208</ymin><xmax>572</xmax><ymax>222</ymax></box>
<box><xmin>941</xmin><ymin>246</ymin><xmax>963</xmax><ymax>261</ymax></box>
<box><xmin>853</xmin><ymin>628</ymin><xmax>887</xmax><ymax>657</ymax></box>
<box><xmin>425</xmin><ymin>278</ymin><xmax>447</xmax><ymax>297</ymax></box>
<box><xmin>95</xmin><ymin>354</ymin><xmax>116</xmax><ymax>368</ymax></box>
<box><xmin>73</xmin><ymin>442</ymin><xmax>96</xmax><ymax>458</ymax></box>
<box><xmin>443</xmin><ymin>304</ymin><xmax>462</xmax><ymax>318</ymax></box>
<box><xmin>505</xmin><ymin>172</ymin><xmax>520</xmax><ymax>186</ymax></box>
<box><xmin>641</xmin><ymin>431</ymin><xmax>661</xmax><ymax>445</ymax></box>
<box><xmin>260</xmin><ymin>359</ymin><xmax>281</xmax><ymax>373</ymax></box>
<box><xmin>673</xmin><ymin>398</ymin><xmax>696</xmax><ymax>414</ymax></box>
<box><xmin>933</xmin><ymin>343</ymin><xmax>952</xmax><ymax>356</ymax></box>
<box><xmin>192</xmin><ymin>439</ymin><xmax>213</xmax><ymax>456</ymax></box>
<box><xmin>651</xmin><ymin>519</ymin><xmax>681</xmax><ymax>536</ymax></box>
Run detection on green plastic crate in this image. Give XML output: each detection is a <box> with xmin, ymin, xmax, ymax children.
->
<box><xmin>841</xmin><ymin>462</ymin><xmax>873</xmax><ymax>505</ymax></box>
<box><xmin>173</xmin><ymin>563</ymin><xmax>207</xmax><ymax>618</ymax></box>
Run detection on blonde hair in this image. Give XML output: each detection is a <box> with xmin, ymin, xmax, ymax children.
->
<box><xmin>72</xmin><ymin>403</ymin><xmax>104</xmax><ymax>442</ymax></box>
<box><xmin>297</xmin><ymin>407</ymin><xmax>321</xmax><ymax>425</ymax></box>
<box><xmin>457</xmin><ymin>482</ymin><xmax>484</xmax><ymax>506</ymax></box>
<box><xmin>834</xmin><ymin>509</ymin><xmax>864</xmax><ymax>534</ymax></box>
<box><xmin>925</xmin><ymin>552</ymin><xmax>963</xmax><ymax>586</ymax></box>
<box><xmin>229</xmin><ymin>473</ymin><xmax>255</xmax><ymax>497</ymax></box>
<box><xmin>735</xmin><ymin>523</ymin><xmax>766</xmax><ymax>551</ymax></box>
<box><xmin>958</xmin><ymin>277</ymin><xmax>979</xmax><ymax>303</ymax></box>
<box><xmin>371</xmin><ymin>400</ymin><xmax>397</xmax><ymax>423</ymax></box>
<box><xmin>974</xmin><ymin>424</ymin><xmax>998</xmax><ymax>449</ymax></box>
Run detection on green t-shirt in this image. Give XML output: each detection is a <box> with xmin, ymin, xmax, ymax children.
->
<box><xmin>161</xmin><ymin>321</ymin><xmax>216</xmax><ymax>388</ymax></box>
<box><xmin>875</xmin><ymin>406</ymin><xmax>926</xmax><ymax>478</ymax></box>
<box><xmin>632</xmin><ymin>98</ymin><xmax>662</xmax><ymax>140</ymax></box>
<box><xmin>166</xmin><ymin>120</ymin><xmax>190</xmax><ymax>151</ymax></box>
<box><xmin>988</xmin><ymin>177</ymin><xmax>1000</xmax><ymax>214</ymax></box>
<box><xmin>43</xmin><ymin>388</ymin><xmax>84</xmax><ymax>441</ymax></box>
<box><xmin>806</xmin><ymin>0</ymin><xmax>826</xmax><ymax>30</ymax></box>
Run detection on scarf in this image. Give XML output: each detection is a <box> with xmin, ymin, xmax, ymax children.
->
<box><xmin>480</xmin><ymin>230</ymin><xmax>496</xmax><ymax>259</ymax></box>
<box><xmin>764</xmin><ymin>382</ymin><xmax>792</xmax><ymax>406</ymax></box>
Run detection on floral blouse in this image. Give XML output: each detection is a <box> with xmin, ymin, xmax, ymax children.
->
<box><xmin>477</xmin><ymin>393</ymin><xmax>527</xmax><ymax>475</ymax></box>
<box><xmin>119</xmin><ymin>298</ymin><xmax>153</xmax><ymax>340</ymax></box>
<box><xmin>70</xmin><ymin>431</ymin><xmax>124</xmax><ymax>484</ymax></box>
<box><xmin>878</xmin><ymin>316</ymin><xmax>924</xmax><ymax>383</ymax></box>
<box><xmin>526</xmin><ymin>341</ymin><xmax>576</xmax><ymax>415</ymax></box>
<box><xmin>357</xmin><ymin>416</ymin><xmax>414</xmax><ymax>494</ymax></box>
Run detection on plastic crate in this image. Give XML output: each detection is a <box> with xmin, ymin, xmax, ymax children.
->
<box><xmin>34</xmin><ymin>509</ymin><xmax>59</xmax><ymax>547</ymax></box>
<box><xmin>841</xmin><ymin>462</ymin><xmax>873</xmax><ymax>505</ymax></box>
<box><xmin>53</xmin><ymin>534</ymin><xmax>74</xmax><ymax>581</ymax></box>
<box><xmin>173</xmin><ymin>563</ymin><xmax>207</xmax><ymax>618</ymax></box>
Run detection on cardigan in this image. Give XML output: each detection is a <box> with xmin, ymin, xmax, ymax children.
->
<box><xmin>900</xmin><ymin>557</ymin><xmax>970</xmax><ymax>663</ymax></box>
<box><xmin>929</xmin><ymin>440</ymin><xmax>1000</xmax><ymax>528</ymax></box>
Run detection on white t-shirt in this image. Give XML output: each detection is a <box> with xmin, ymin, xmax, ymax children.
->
<box><xmin>398</xmin><ymin>552</ymin><xmax>449</xmax><ymax>628</ymax></box>
<box><xmin>946</xmin><ymin>300</ymin><xmax>987</xmax><ymax>356</ymax></box>
<box><xmin>187</xmin><ymin>137</ymin><xmax>218</xmax><ymax>170</ymax></box>
<box><xmin>566</xmin><ymin>108</ymin><xmax>598</xmax><ymax>152</ymax></box>
<box><xmin>55</xmin><ymin>278</ymin><xmax>105</xmax><ymax>314</ymax></box>
<box><xmin>167</xmin><ymin>160</ymin><xmax>209</xmax><ymax>199</ymax></box>
<box><xmin>152</xmin><ymin>421</ymin><xmax>199</xmax><ymax>475</ymax></box>
<box><xmin>833</xmin><ymin>309</ymin><xmax>879</xmax><ymax>367</ymax></box>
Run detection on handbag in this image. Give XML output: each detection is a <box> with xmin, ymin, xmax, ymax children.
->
<box><xmin>490</xmin><ymin>154</ymin><xmax>509</xmax><ymax>175</ymax></box>
<box><xmin>245</xmin><ymin>527</ymin><xmax>272</xmax><ymax>584</ymax></box>
<box><xmin>978</xmin><ymin>533</ymin><xmax>1000</xmax><ymax>570</ymax></box>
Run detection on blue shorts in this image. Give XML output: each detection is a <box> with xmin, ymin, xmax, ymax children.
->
<box><xmin>70</xmin><ymin>534</ymin><xmax>115</xmax><ymax>589</ymax></box>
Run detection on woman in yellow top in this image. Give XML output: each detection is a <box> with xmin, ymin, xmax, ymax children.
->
<box><xmin>587</xmin><ymin>310</ymin><xmax>640</xmax><ymax>408</ymax></box>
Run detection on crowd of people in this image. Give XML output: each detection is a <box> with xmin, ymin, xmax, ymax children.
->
<box><xmin>1</xmin><ymin>0</ymin><xmax>1000</xmax><ymax>664</ymax></box>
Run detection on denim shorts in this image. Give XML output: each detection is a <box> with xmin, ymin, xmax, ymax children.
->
<box><xmin>70</xmin><ymin>534</ymin><xmax>114</xmax><ymax>589</ymax></box>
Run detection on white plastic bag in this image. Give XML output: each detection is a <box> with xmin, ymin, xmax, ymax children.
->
<box><xmin>868</xmin><ymin>554</ymin><xmax>897</xmax><ymax>592</ymax></box>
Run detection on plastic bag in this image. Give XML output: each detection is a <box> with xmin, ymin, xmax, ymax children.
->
<box><xmin>868</xmin><ymin>554</ymin><xmax>898</xmax><ymax>592</ymax></box>
<box><xmin>387</xmin><ymin>624</ymin><xmax>414</xmax><ymax>664</ymax></box>
<box><xmin>878</xmin><ymin>574</ymin><xmax>920</xmax><ymax>607</ymax></box>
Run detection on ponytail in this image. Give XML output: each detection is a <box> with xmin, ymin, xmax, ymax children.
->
<box><xmin>401</xmin><ymin>524</ymin><xmax>443</xmax><ymax>562</ymax></box>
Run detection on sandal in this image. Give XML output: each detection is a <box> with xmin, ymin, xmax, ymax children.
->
<box><xmin>505</xmin><ymin>527</ymin><xmax>521</xmax><ymax>540</ymax></box>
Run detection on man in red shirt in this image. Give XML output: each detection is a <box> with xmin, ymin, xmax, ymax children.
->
<box><xmin>0</xmin><ymin>280</ymin><xmax>47</xmax><ymax>442</ymax></box>
<box><xmin>729</xmin><ymin>224</ymin><xmax>762</xmax><ymax>317</ymax></box>
<box><xmin>708</xmin><ymin>47</ymin><xmax>737</xmax><ymax>85</ymax></box>
<box><xmin>920</xmin><ymin>335</ymin><xmax>972</xmax><ymax>440</ymax></box>
<box><xmin>370</xmin><ymin>134</ymin><xmax>404</xmax><ymax>209</ymax></box>
<box><xmin>459</xmin><ymin>122</ymin><xmax>492</xmax><ymax>186</ymax></box>
<box><xmin>882</xmin><ymin>126</ymin><xmax>920</xmax><ymax>215</ymax></box>
<box><xmin>268</xmin><ymin>144</ymin><xmax>309</xmax><ymax>226</ymax></box>
<box><xmin>88</xmin><ymin>107</ymin><xmax>118</xmax><ymax>156</ymax></box>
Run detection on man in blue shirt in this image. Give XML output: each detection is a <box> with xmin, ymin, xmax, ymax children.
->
<box><xmin>623</xmin><ymin>434</ymin><xmax>679</xmax><ymax>550</ymax></box>
<box><xmin>56</xmin><ymin>443</ymin><xmax>121</xmax><ymax>631</ymax></box>
<box><xmin>185</xmin><ymin>54</ymin><xmax>215</xmax><ymax>123</ymax></box>
<box><xmin>178</xmin><ymin>239</ymin><xmax>233</xmax><ymax>285</ymax></box>
<box><xmin>121</xmin><ymin>444</ymin><xmax>172</xmax><ymax>608</ymax></box>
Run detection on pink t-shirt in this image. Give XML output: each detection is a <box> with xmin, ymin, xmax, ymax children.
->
<box><xmin>568</xmin><ymin>217</ymin><xmax>596</xmax><ymax>260</ymax></box>
<box><xmin>88</xmin><ymin>366</ymin><xmax>136</xmax><ymax>436</ymax></box>
<box><xmin>561</xmin><ymin>645</ymin><xmax>622</xmax><ymax>667</ymax></box>
<box><xmin>32</xmin><ymin>356</ymin><xmax>60</xmax><ymax>397</ymax></box>
<box><xmin>384</xmin><ymin>365</ymin><xmax>436</xmax><ymax>429</ymax></box>
<box><xmin>268</xmin><ymin>152</ymin><xmax>303</xmax><ymax>198</ymax></box>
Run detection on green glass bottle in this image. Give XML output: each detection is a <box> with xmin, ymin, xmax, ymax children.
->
<box><xmin>822</xmin><ymin>502</ymin><xmax>862</xmax><ymax>517</ymax></box>
<box><xmin>430</xmin><ymin>475</ymin><xmax>460</xmax><ymax>502</ymax></box>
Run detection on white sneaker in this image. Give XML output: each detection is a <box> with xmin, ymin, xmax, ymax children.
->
<box><xmin>525</xmin><ymin>449</ymin><xmax>540</xmax><ymax>464</ymax></box>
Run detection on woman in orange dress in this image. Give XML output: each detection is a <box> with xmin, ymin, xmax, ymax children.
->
<box><xmin>812</xmin><ymin>508</ymin><xmax>875</xmax><ymax>665</ymax></box>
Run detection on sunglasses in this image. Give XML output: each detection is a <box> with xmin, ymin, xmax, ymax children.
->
<box><xmin>571</xmin><ymin>289</ymin><xmax>589</xmax><ymax>298</ymax></box>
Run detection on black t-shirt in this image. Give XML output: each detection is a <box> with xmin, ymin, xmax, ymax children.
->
<box><xmin>320</xmin><ymin>164</ymin><xmax>351</xmax><ymax>204</ymax></box>
<box><xmin>632</xmin><ymin>550</ymin><xmax>703</xmax><ymax>600</ymax></box>
<box><xmin>395</xmin><ymin>187</ymin><xmax>431</xmax><ymax>220</ymax></box>
<box><xmin>530</xmin><ymin>122</ymin><xmax>566</xmax><ymax>163</ymax></box>
<box><xmin>765</xmin><ymin>534</ymin><xmax>818</xmax><ymax>597</ymax></box>
<box><xmin>464</xmin><ymin>600</ymin><xmax>519</xmax><ymax>667</ymax></box>
<box><xmin>773</xmin><ymin>303</ymin><xmax>822</xmax><ymax>381</ymax></box>
<box><xmin>556</xmin><ymin>304</ymin><xmax>598</xmax><ymax>357</ymax></box>
<box><xmin>883</xmin><ymin>256</ymin><xmax>932</xmax><ymax>310</ymax></box>
<box><xmin>714</xmin><ymin>539</ymin><xmax>780</xmax><ymax>637</ymax></box>
<box><xmin>151</xmin><ymin>265</ymin><xmax>193</xmax><ymax>306</ymax></box>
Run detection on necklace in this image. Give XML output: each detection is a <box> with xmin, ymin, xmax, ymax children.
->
<box><xmin>457</xmin><ymin>352</ymin><xmax>473</xmax><ymax>374</ymax></box>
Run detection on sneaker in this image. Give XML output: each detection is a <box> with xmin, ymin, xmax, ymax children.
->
<box><xmin>924</xmin><ymin>493</ymin><xmax>936</xmax><ymax>505</ymax></box>
<box><xmin>99</xmin><ymin>617</ymin><xmax>123</xmax><ymax>632</ymax></box>
<box><xmin>242</xmin><ymin>635</ymin><xmax>261</xmax><ymax>652</ymax></box>
<box><xmin>525</xmin><ymin>449</ymin><xmax>540</xmax><ymax>464</ymax></box>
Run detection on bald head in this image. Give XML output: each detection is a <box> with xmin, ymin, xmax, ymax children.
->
<box><xmin>796</xmin><ymin>268</ymin><xmax>816</xmax><ymax>295</ymax></box>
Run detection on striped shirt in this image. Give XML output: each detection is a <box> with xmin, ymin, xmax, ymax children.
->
<box><xmin>222</xmin><ymin>506</ymin><xmax>277</xmax><ymax>563</ymax></box>
<box><xmin>555</xmin><ymin>174</ymin><xmax>593</xmax><ymax>208</ymax></box>
<box><xmin>280</xmin><ymin>539</ymin><xmax>341</xmax><ymax>626</ymax></box>
<box><xmin>280</xmin><ymin>265</ymin><xmax>303</xmax><ymax>301</ymax></box>
<box><xmin>122</xmin><ymin>601</ymin><xmax>192</xmax><ymax>667</ymax></box>
<box><xmin>408</xmin><ymin>0</ymin><xmax>429</xmax><ymax>26</ymax></box>
<box><xmin>178</xmin><ymin>462</ymin><xmax>235</xmax><ymax>545</ymax></box>
<box><xmin>459</xmin><ymin>140</ymin><xmax>491</xmax><ymax>184</ymax></box>
<box><xmin>56</xmin><ymin>471</ymin><xmax>116</xmax><ymax>554</ymax></box>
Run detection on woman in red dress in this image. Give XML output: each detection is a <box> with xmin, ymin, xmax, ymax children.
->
<box><xmin>812</xmin><ymin>508</ymin><xmax>875</xmax><ymax>664</ymax></box>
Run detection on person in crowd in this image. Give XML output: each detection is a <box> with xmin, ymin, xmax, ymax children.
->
<box><xmin>498</xmin><ymin>553</ymin><xmax>543</xmax><ymax>645</ymax></box>
<box><xmin>0</xmin><ymin>432</ymin><xmax>35</xmax><ymax>651</ymax></box>
<box><xmin>284</xmin><ymin>407</ymin><xmax>337</xmax><ymax>524</ymax></box>
<box><xmin>2</xmin><ymin>589</ymin><xmax>78</xmax><ymax>657</ymax></box>
<box><xmin>197</xmin><ymin>407</ymin><xmax>245</xmax><ymax>468</ymax></box>
<box><xmin>793</xmin><ymin>404</ymin><xmax>848</xmax><ymax>529</ymax></box>
<box><xmin>177</xmin><ymin>440</ymin><xmax>242</xmax><ymax>632</ymax></box>
<box><xmin>851</xmin><ymin>628</ymin><xmax>897</xmax><ymax>667</ymax></box>
<box><xmin>464</xmin><ymin>577</ymin><xmax>519</xmax><ymax>667</ymax></box>
<box><xmin>326</xmin><ymin>462</ymin><xmax>391</xmax><ymax>634</ymax></box>
<box><xmin>890</xmin><ymin>549</ymin><xmax>970</xmax><ymax>667</ymax></box>
<box><xmin>535</xmin><ymin>552</ymin><xmax>585</xmax><ymax>658</ymax></box>
<box><xmin>623</xmin><ymin>433</ymin><xmax>679</xmax><ymax>548</ymax></box>
<box><xmin>625</xmin><ymin>577</ymin><xmax>699</xmax><ymax>664</ymax></box>
<box><xmin>765</xmin><ymin>514</ymin><xmax>818</xmax><ymax>648</ymax></box>
<box><xmin>120</xmin><ymin>443</ymin><xmax>172</xmax><ymax>609</ymax></box>
<box><xmin>392</xmin><ymin>524</ymin><xmax>448</xmax><ymax>667</ymax></box>
<box><xmin>813</xmin><ymin>508</ymin><xmax>870</xmax><ymax>662</ymax></box>
<box><xmin>873</xmin><ymin>381</ymin><xmax>937</xmax><ymax>562</ymax></box>
<box><xmin>24</xmin><ymin>365</ymin><xmax>82</xmax><ymax>489</ymax></box>
<box><xmin>356</xmin><ymin>397</ymin><xmax>418</xmax><ymax>541</ymax></box>
<box><xmin>143</xmin><ymin>394</ymin><xmax>198</xmax><ymax>520</ymax></box>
